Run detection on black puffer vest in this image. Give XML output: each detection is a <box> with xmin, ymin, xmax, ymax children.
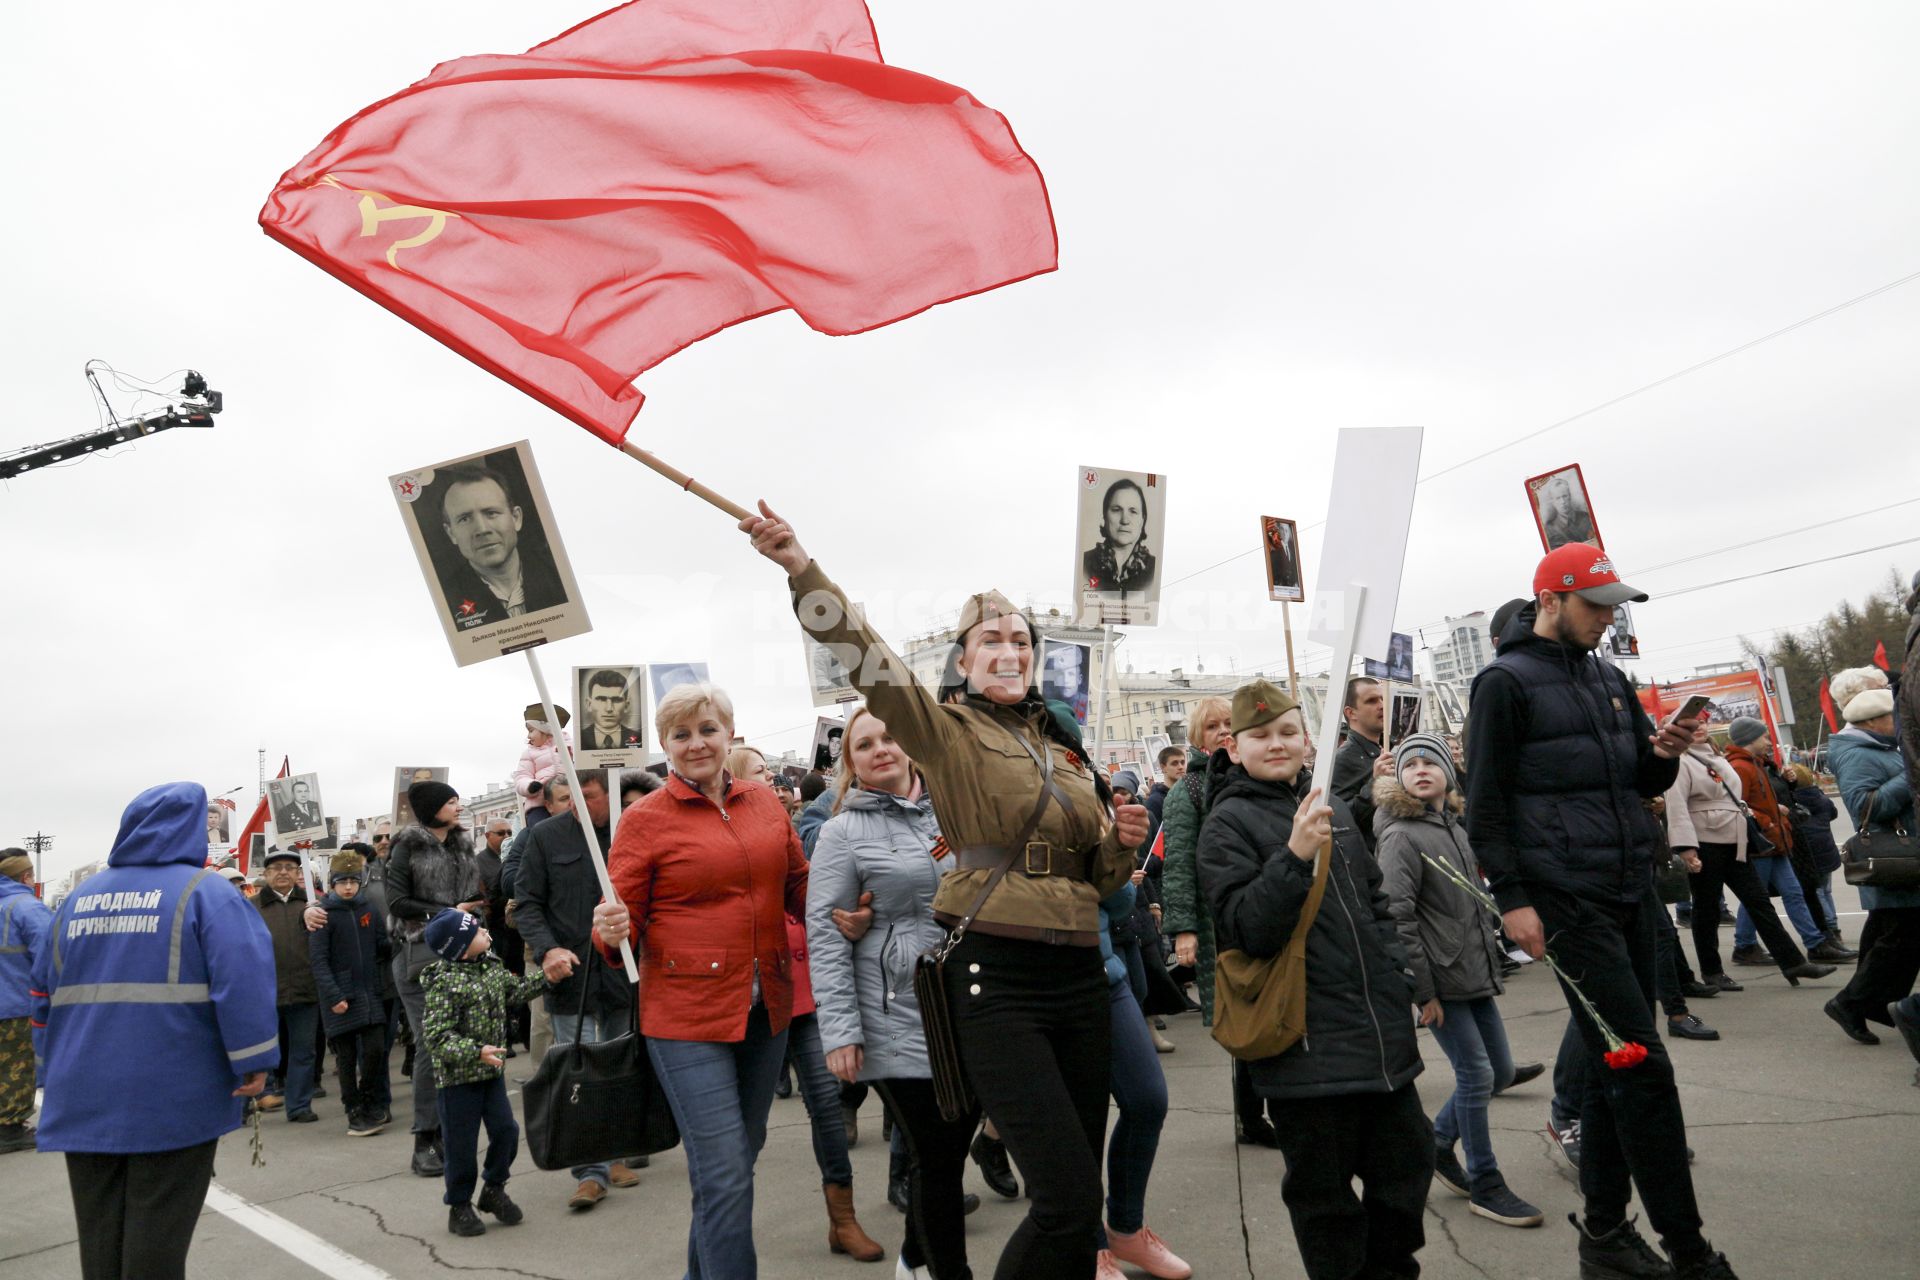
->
<box><xmin>1489</xmin><ymin>634</ymin><xmax>1654</xmax><ymax>904</ymax></box>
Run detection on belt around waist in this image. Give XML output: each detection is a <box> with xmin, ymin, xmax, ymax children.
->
<box><xmin>933</xmin><ymin>911</ymin><xmax>1100</xmax><ymax>948</ymax></box>
<box><xmin>953</xmin><ymin>843</ymin><xmax>1091</xmax><ymax>879</ymax></box>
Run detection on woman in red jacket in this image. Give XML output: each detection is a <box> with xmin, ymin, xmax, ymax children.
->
<box><xmin>592</xmin><ymin>683</ymin><xmax>809</xmax><ymax>1280</ymax></box>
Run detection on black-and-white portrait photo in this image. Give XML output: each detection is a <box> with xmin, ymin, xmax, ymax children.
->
<box><xmin>805</xmin><ymin>629</ymin><xmax>859</xmax><ymax>708</ymax></box>
<box><xmin>810</xmin><ymin>717</ymin><xmax>845</xmax><ymax>773</ymax></box>
<box><xmin>650</xmin><ymin>661</ymin><xmax>711</xmax><ymax>707</ymax></box>
<box><xmin>1609</xmin><ymin>603</ymin><xmax>1640</xmax><ymax>659</ymax></box>
<box><xmin>205</xmin><ymin>801</ymin><xmax>231</xmax><ymax>845</ymax></box>
<box><xmin>1526</xmin><ymin>463</ymin><xmax>1604</xmax><ymax>553</ymax></box>
<box><xmin>1387</xmin><ymin>690</ymin><xmax>1422</xmax><ymax>749</ymax></box>
<box><xmin>1074</xmin><ymin>466</ymin><xmax>1166</xmax><ymax>626</ymax></box>
<box><xmin>1142</xmin><ymin>732</ymin><xmax>1173</xmax><ymax>779</ymax></box>
<box><xmin>1261</xmin><ymin>515</ymin><xmax>1304</xmax><ymax>603</ymax></box>
<box><xmin>390</xmin><ymin>440</ymin><xmax>590</xmax><ymax>667</ymax></box>
<box><xmin>575</xmin><ymin>664</ymin><xmax>647</xmax><ymax>766</ymax></box>
<box><xmin>268</xmin><ymin>772</ymin><xmax>327</xmax><ymax>844</ymax></box>
<box><xmin>1364</xmin><ymin>632</ymin><xmax>1415</xmax><ymax>684</ymax></box>
<box><xmin>392</xmin><ymin>765</ymin><xmax>449</xmax><ymax>827</ymax></box>
<box><xmin>1040</xmin><ymin>638</ymin><xmax>1092</xmax><ymax>725</ymax></box>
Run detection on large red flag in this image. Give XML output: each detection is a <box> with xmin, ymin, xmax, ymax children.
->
<box><xmin>259</xmin><ymin>0</ymin><xmax>1057</xmax><ymax>444</ymax></box>
<box><xmin>1818</xmin><ymin>678</ymin><xmax>1839</xmax><ymax>733</ymax></box>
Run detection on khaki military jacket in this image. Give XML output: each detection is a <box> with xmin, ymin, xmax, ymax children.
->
<box><xmin>791</xmin><ymin>561</ymin><xmax>1133</xmax><ymax>938</ymax></box>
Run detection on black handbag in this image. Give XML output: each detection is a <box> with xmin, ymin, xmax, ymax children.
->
<box><xmin>914</xmin><ymin>733</ymin><xmax>1070</xmax><ymax>1123</ymax></box>
<box><xmin>1841</xmin><ymin>789</ymin><xmax>1920</xmax><ymax>890</ymax></box>
<box><xmin>522</xmin><ymin>942</ymin><xmax>679</xmax><ymax>1170</ymax></box>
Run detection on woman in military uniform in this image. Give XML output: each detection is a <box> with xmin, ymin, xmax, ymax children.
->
<box><xmin>742</xmin><ymin>500</ymin><xmax>1148</xmax><ymax>1280</ymax></box>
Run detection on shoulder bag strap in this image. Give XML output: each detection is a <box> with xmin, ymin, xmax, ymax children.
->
<box><xmin>940</xmin><ymin>733</ymin><xmax>1059</xmax><ymax>952</ymax></box>
<box><xmin>1705</xmin><ymin>764</ymin><xmax>1753</xmax><ymax>816</ymax></box>
<box><xmin>1288</xmin><ymin>834</ymin><xmax>1334</xmax><ymax>955</ymax></box>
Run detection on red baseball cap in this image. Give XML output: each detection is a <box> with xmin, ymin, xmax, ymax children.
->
<box><xmin>1532</xmin><ymin>543</ymin><xmax>1648</xmax><ymax>607</ymax></box>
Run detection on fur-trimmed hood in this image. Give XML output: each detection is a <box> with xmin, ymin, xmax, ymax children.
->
<box><xmin>1371</xmin><ymin>776</ymin><xmax>1463</xmax><ymax>822</ymax></box>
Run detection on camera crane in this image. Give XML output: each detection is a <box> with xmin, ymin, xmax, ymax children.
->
<box><xmin>3</xmin><ymin>366</ymin><xmax>224</xmax><ymax>480</ymax></box>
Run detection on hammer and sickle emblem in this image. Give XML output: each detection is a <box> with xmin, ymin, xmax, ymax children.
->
<box><xmin>317</xmin><ymin>174</ymin><xmax>461</xmax><ymax>269</ymax></box>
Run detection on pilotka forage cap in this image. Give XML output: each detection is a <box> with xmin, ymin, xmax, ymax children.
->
<box><xmin>1230</xmin><ymin>678</ymin><xmax>1298</xmax><ymax>736</ymax></box>
<box><xmin>956</xmin><ymin>589</ymin><xmax>1022</xmax><ymax>639</ymax></box>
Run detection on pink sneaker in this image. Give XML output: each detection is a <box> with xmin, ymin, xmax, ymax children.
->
<box><xmin>1095</xmin><ymin>1249</ymin><xmax>1126</xmax><ymax>1280</ymax></box>
<box><xmin>1107</xmin><ymin>1225</ymin><xmax>1193</xmax><ymax>1280</ymax></box>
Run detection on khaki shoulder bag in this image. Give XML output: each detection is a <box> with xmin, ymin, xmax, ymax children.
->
<box><xmin>1211</xmin><ymin>834</ymin><xmax>1331</xmax><ymax>1062</ymax></box>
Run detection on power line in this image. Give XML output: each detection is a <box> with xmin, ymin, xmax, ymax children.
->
<box><xmin>1648</xmin><ymin>537</ymin><xmax>1920</xmax><ymax>601</ymax></box>
<box><xmin>1633</xmin><ymin>497</ymin><xmax>1920</xmax><ymax>577</ymax></box>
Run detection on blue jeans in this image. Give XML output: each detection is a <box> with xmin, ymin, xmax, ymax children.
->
<box><xmin>436</xmin><ymin>1076</ymin><xmax>517</xmax><ymax>1205</ymax></box>
<box><xmin>647</xmin><ymin>1005</ymin><xmax>788</xmax><ymax>1280</ymax></box>
<box><xmin>271</xmin><ymin>1002</ymin><xmax>319</xmax><ymax>1118</ymax></box>
<box><xmin>785</xmin><ymin>1013</ymin><xmax>854</xmax><ymax>1187</ymax></box>
<box><xmin>549</xmin><ymin>1003</ymin><xmax>633</xmax><ymax>1187</ymax></box>
<box><xmin>1735</xmin><ymin>858</ymin><xmax>1825</xmax><ymax>949</ymax></box>
<box><xmin>1098</xmin><ymin>982</ymin><xmax>1167</xmax><ymax>1240</ymax></box>
<box><xmin>1427</xmin><ymin>997</ymin><xmax>1515</xmax><ymax>1181</ymax></box>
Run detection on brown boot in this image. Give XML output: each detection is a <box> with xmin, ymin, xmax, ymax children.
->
<box><xmin>824</xmin><ymin>1183</ymin><xmax>884</xmax><ymax>1262</ymax></box>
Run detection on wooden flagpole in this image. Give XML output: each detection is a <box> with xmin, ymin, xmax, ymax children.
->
<box><xmin>1282</xmin><ymin>601</ymin><xmax>1299</xmax><ymax>699</ymax></box>
<box><xmin>619</xmin><ymin>440</ymin><xmax>752</xmax><ymax>521</ymax></box>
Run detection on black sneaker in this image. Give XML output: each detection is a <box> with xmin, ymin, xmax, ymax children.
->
<box><xmin>477</xmin><ymin>1183</ymin><xmax>524</xmax><ymax>1225</ymax></box>
<box><xmin>970</xmin><ymin>1130</ymin><xmax>1020</xmax><ymax>1198</ymax></box>
<box><xmin>1468</xmin><ymin>1173</ymin><xmax>1542</xmax><ymax>1227</ymax></box>
<box><xmin>1729</xmin><ymin>944</ymin><xmax>1771</xmax><ymax>968</ymax></box>
<box><xmin>288</xmin><ymin>1110</ymin><xmax>319</xmax><ymax>1124</ymax></box>
<box><xmin>1547</xmin><ymin>1118</ymin><xmax>1581</xmax><ymax>1171</ymax></box>
<box><xmin>1432</xmin><ymin>1144</ymin><xmax>1471</xmax><ymax>1197</ymax></box>
<box><xmin>1673</xmin><ymin>1247</ymin><xmax>1739</xmax><ymax>1279</ymax></box>
<box><xmin>448</xmin><ymin>1202</ymin><xmax>486</xmax><ymax>1237</ymax></box>
<box><xmin>1571</xmin><ymin>1213</ymin><xmax>1670</xmax><ymax>1279</ymax></box>
<box><xmin>0</xmin><ymin>1124</ymin><xmax>36</xmax><ymax>1154</ymax></box>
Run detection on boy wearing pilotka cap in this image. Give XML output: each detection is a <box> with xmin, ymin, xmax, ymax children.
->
<box><xmin>1196</xmin><ymin>679</ymin><xmax>1429</xmax><ymax>1280</ymax></box>
<box><xmin>420</xmin><ymin>907</ymin><xmax>548</xmax><ymax>1237</ymax></box>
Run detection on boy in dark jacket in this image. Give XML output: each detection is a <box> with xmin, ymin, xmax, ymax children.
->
<box><xmin>310</xmin><ymin>851</ymin><xmax>393</xmax><ymax>1137</ymax></box>
<box><xmin>420</xmin><ymin>908</ymin><xmax>547</xmax><ymax>1237</ymax></box>
<box><xmin>1197</xmin><ymin>680</ymin><xmax>1428</xmax><ymax>1280</ymax></box>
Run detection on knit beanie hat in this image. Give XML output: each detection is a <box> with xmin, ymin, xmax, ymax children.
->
<box><xmin>1843</xmin><ymin>687</ymin><xmax>1895</xmax><ymax>725</ymax></box>
<box><xmin>1110</xmin><ymin>768</ymin><xmax>1142</xmax><ymax>796</ymax></box>
<box><xmin>1393</xmin><ymin>731</ymin><xmax>1458</xmax><ymax>794</ymax></box>
<box><xmin>408</xmin><ymin>780</ymin><xmax>459</xmax><ymax>826</ymax></box>
<box><xmin>424</xmin><ymin>908</ymin><xmax>483</xmax><ymax>962</ymax></box>
<box><xmin>1726</xmin><ymin>717</ymin><xmax>1768</xmax><ymax>748</ymax></box>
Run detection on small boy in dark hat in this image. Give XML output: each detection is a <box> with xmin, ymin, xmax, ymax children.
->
<box><xmin>309</xmin><ymin>850</ymin><xmax>393</xmax><ymax>1137</ymax></box>
<box><xmin>419</xmin><ymin>907</ymin><xmax>548</xmax><ymax>1236</ymax></box>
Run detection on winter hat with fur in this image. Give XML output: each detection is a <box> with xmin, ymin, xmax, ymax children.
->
<box><xmin>1828</xmin><ymin>667</ymin><xmax>1886</xmax><ymax>716</ymax></box>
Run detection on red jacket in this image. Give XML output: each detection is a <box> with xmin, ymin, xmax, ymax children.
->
<box><xmin>605</xmin><ymin>774</ymin><xmax>808</xmax><ymax>1041</ymax></box>
<box><xmin>1722</xmin><ymin>745</ymin><xmax>1793</xmax><ymax>855</ymax></box>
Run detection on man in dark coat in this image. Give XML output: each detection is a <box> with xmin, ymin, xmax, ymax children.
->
<box><xmin>256</xmin><ymin>850</ymin><xmax>320</xmax><ymax>1121</ymax></box>
<box><xmin>434</xmin><ymin>464</ymin><xmax>566</xmax><ymax>631</ymax></box>
<box><xmin>1330</xmin><ymin>676</ymin><xmax>1388</xmax><ymax>849</ymax></box>
<box><xmin>512</xmin><ymin>771</ymin><xmax>638</xmax><ymax>1209</ymax></box>
<box><xmin>1465</xmin><ymin>543</ymin><xmax>1740</xmax><ymax>1280</ymax></box>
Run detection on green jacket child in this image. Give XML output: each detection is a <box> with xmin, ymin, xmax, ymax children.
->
<box><xmin>421</xmin><ymin>913</ymin><xmax>548</xmax><ymax>1088</ymax></box>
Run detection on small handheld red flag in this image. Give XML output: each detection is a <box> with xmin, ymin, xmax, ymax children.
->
<box><xmin>1818</xmin><ymin>678</ymin><xmax>1839</xmax><ymax>733</ymax></box>
<box><xmin>1873</xmin><ymin>640</ymin><xmax>1891</xmax><ymax>672</ymax></box>
<box><xmin>259</xmin><ymin>0</ymin><xmax>1057</xmax><ymax>445</ymax></box>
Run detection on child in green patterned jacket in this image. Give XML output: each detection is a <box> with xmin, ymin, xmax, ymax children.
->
<box><xmin>421</xmin><ymin>908</ymin><xmax>547</xmax><ymax>1237</ymax></box>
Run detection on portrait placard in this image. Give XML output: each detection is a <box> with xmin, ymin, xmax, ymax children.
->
<box><xmin>1073</xmin><ymin>466</ymin><xmax>1166</xmax><ymax>626</ymax></box>
<box><xmin>267</xmin><ymin>772</ymin><xmax>328</xmax><ymax>846</ymax></box>
<box><xmin>1363</xmin><ymin>632</ymin><xmax>1415</xmax><ymax>683</ymax></box>
<box><xmin>1525</xmin><ymin>462</ymin><xmax>1606</xmax><ymax>553</ymax></box>
<box><xmin>804</xmin><ymin>619</ymin><xmax>860</xmax><ymax>708</ymax></box>
<box><xmin>574</xmin><ymin>664</ymin><xmax>647</xmax><ymax>768</ymax></box>
<box><xmin>392</xmin><ymin>766</ymin><xmax>450</xmax><ymax>827</ymax></box>
<box><xmin>205</xmin><ymin>799</ymin><xmax>232</xmax><ymax>845</ymax></box>
<box><xmin>1608</xmin><ymin>603</ymin><xmax>1640</xmax><ymax>659</ymax></box>
<box><xmin>315</xmin><ymin>817</ymin><xmax>341</xmax><ymax>851</ymax></box>
<box><xmin>1260</xmin><ymin>516</ymin><xmax>1304</xmax><ymax>603</ymax></box>
<box><xmin>1040</xmin><ymin>638</ymin><xmax>1093</xmax><ymax>726</ymax></box>
<box><xmin>1430</xmin><ymin>682</ymin><xmax>1467</xmax><ymax>734</ymax></box>
<box><xmin>389</xmin><ymin>440</ymin><xmax>590</xmax><ymax>667</ymax></box>
<box><xmin>246</xmin><ymin>832</ymin><xmax>267</xmax><ymax>878</ymax></box>
<box><xmin>1142</xmin><ymin>732</ymin><xmax>1173</xmax><ymax>780</ymax></box>
<box><xmin>649</xmin><ymin>662</ymin><xmax>712</xmax><ymax>708</ymax></box>
<box><xmin>1386</xmin><ymin>689</ymin><xmax>1422</xmax><ymax>751</ymax></box>
<box><xmin>809</xmin><ymin>716</ymin><xmax>846</xmax><ymax>774</ymax></box>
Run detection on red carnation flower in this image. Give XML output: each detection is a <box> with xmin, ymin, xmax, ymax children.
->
<box><xmin>1604</xmin><ymin>1041</ymin><xmax>1648</xmax><ymax>1070</ymax></box>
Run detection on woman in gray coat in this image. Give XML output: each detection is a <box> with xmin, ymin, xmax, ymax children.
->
<box><xmin>807</xmin><ymin>707</ymin><xmax>975</xmax><ymax>1280</ymax></box>
<box><xmin>1374</xmin><ymin>733</ymin><xmax>1543</xmax><ymax>1229</ymax></box>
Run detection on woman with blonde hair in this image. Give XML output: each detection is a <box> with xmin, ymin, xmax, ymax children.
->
<box><xmin>589</xmin><ymin>684</ymin><xmax>814</xmax><ymax>1278</ymax></box>
<box><xmin>742</xmin><ymin>503</ymin><xmax>1146</xmax><ymax>1280</ymax></box>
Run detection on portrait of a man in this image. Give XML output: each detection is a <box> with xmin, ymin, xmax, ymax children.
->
<box><xmin>392</xmin><ymin>766</ymin><xmax>449</xmax><ymax>826</ymax></box>
<box><xmin>575</xmin><ymin>665</ymin><xmax>646</xmax><ymax>765</ymax></box>
<box><xmin>806</xmin><ymin>635</ymin><xmax>857</xmax><ymax>707</ymax></box>
<box><xmin>1526</xmin><ymin>464</ymin><xmax>1604</xmax><ymax>553</ymax></box>
<box><xmin>391</xmin><ymin>441</ymin><xmax>590</xmax><ymax>667</ymax></box>
<box><xmin>205</xmin><ymin>803</ymin><xmax>230</xmax><ymax>844</ymax></box>
<box><xmin>810</xmin><ymin>718</ymin><xmax>845</xmax><ymax>773</ymax></box>
<box><xmin>1075</xmin><ymin>466</ymin><xmax>1167</xmax><ymax>626</ymax></box>
<box><xmin>269</xmin><ymin>773</ymin><xmax>326</xmax><ymax>841</ymax></box>
<box><xmin>1040</xmin><ymin>638</ymin><xmax>1092</xmax><ymax>725</ymax></box>
<box><xmin>1262</xmin><ymin>515</ymin><xmax>1303</xmax><ymax>603</ymax></box>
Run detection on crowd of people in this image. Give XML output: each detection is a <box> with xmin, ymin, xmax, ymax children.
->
<box><xmin>7</xmin><ymin>534</ymin><xmax>1918</xmax><ymax>1280</ymax></box>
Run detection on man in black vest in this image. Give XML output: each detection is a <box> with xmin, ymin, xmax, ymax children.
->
<box><xmin>1465</xmin><ymin>544</ymin><xmax>1738</xmax><ymax>1280</ymax></box>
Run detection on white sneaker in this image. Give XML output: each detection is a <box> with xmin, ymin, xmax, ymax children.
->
<box><xmin>895</xmin><ymin>1257</ymin><xmax>930</xmax><ymax>1280</ymax></box>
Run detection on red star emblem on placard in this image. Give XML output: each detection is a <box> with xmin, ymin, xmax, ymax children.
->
<box><xmin>398</xmin><ymin>479</ymin><xmax>416</xmax><ymax>496</ymax></box>
<box><xmin>1087</xmin><ymin>576</ymin><xmax>1100</xmax><ymax>589</ymax></box>
<box><xmin>458</xmin><ymin>599</ymin><xmax>477</xmax><ymax>617</ymax></box>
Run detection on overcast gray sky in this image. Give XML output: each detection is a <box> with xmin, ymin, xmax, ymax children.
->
<box><xmin>5</xmin><ymin>2</ymin><xmax>1916</xmax><ymax>884</ymax></box>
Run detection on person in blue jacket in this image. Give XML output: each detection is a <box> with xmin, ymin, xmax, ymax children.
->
<box><xmin>0</xmin><ymin>847</ymin><xmax>53</xmax><ymax>1153</ymax></box>
<box><xmin>31</xmin><ymin>782</ymin><xmax>278</xmax><ymax>1280</ymax></box>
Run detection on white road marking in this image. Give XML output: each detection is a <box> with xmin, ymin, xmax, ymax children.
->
<box><xmin>204</xmin><ymin>1182</ymin><xmax>398</xmax><ymax>1279</ymax></box>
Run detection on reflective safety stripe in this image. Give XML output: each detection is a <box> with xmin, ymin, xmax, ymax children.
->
<box><xmin>228</xmin><ymin>1036</ymin><xmax>278</xmax><ymax>1063</ymax></box>
<box><xmin>49</xmin><ymin>982</ymin><xmax>211</xmax><ymax>1007</ymax></box>
<box><xmin>170</xmin><ymin>868</ymin><xmax>216</xmax><ymax>984</ymax></box>
<box><xmin>0</xmin><ymin>946</ymin><xmax>24</xmax><ymax>955</ymax></box>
